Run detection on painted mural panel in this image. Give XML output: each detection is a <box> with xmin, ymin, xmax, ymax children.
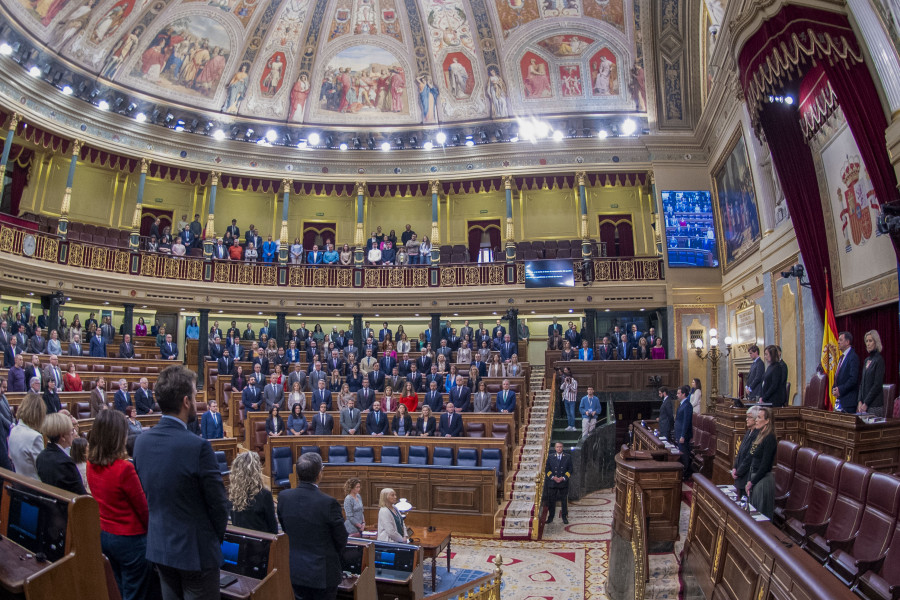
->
<box><xmin>487</xmin><ymin>66</ymin><xmax>509</xmax><ymax>118</ymax></box>
<box><xmin>422</xmin><ymin>0</ymin><xmax>474</xmax><ymax>52</ymax></box>
<box><xmin>89</xmin><ymin>0</ymin><xmax>137</xmax><ymax>44</ymax></box>
<box><xmin>539</xmin><ymin>0</ymin><xmax>578</xmax><ymax>17</ymax></box>
<box><xmin>318</xmin><ymin>45</ymin><xmax>408</xmax><ymax>115</ymax></box>
<box><xmin>520</xmin><ymin>51</ymin><xmax>552</xmax><ymax>99</ymax></box>
<box><xmin>131</xmin><ymin>16</ymin><xmax>231</xmax><ymax>97</ymax></box>
<box><xmin>818</xmin><ymin>122</ymin><xmax>897</xmax><ymax>300</ymax></box>
<box><xmin>443</xmin><ymin>52</ymin><xmax>474</xmax><ymax>99</ymax></box>
<box><xmin>559</xmin><ymin>64</ymin><xmax>582</xmax><ymax>96</ymax></box>
<box><xmin>17</xmin><ymin>0</ymin><xmax>70</xmax><ymax>26</ymax></box>
<box><xmin>712</xmin><ymin>132</ymin><xmax>762</xmax><ymax>272</ymax></box>
<box><xmin>495</xmin><ymin>0</ymin><xmax>540</xmax><ymax>38</ymax></box>
<box><xmin>589</xmin><ymin>48</ymin><xmax>617</xmax><ymax>95</ymax></box>
<box><xmin>259</xmin><ymin>51</ymin><xmax>286</xmax><ymax>95</ymax></box>
<box><xmin>536</xmin><ymin>34</ymin><xmax>594</xmax><ymax>57</ymax></box>
<box><xmin>582</xmin><ymin>0</ymin><xmax>624</xmax><ymax>32</ymax></box>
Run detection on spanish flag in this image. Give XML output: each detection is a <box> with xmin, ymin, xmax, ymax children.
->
<box><xmin>821</xmin><ymin>274</ymin><xmax>839</xmax><ymax>411</ymax></box>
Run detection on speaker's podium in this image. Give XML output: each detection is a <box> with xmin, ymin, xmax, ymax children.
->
<box><xmin>0</xmin><ymin>468</ymin><xmax>111</xmax><ymax>599</ymax></box>
<box><xmin>218</xmin><ymin>526</ymin><xmax>291</xmax><ymax>599</ymax></box>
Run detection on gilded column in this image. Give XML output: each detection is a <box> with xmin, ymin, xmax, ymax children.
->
<box><xmin>430</xmin><ymin>179</ymin><xmax>440</xmax><ymax>264</ymax></box>
<box><xmin>504</xmin><ymin>175</ymin><xmax>515</xmax><ymax>263</ymax></box>
<box><xmin>129</xmin><ymin>158</ymin><xmax>151</xmax><ymax>251</ymax></box>
<box><xmin>354</xmin><ymin>181</ymin><xmax>365</xmax><ymax>266</ymax></box>
<box><xmin>57</xmin><ymin>139</ymin><xmax>83</xmax><ymax>239</ymax></box>
<box><xmin>279</xmin><ymin>178</ymin><xmax>291</xmax><ymax>264</ymax></box>
<box><xmin>577</xmin><ymin>171</ymin><xmax>591</xmax><ymax>261</ymax></box>
<box><xmin>203</xmin><ymin>171</ymin><xmax>220</xmax><ymax>259</ymax></box>
<box><xmin>0</xmin><ymin>113</ymin><xmax>20</xmax><ymax>200</ymax></box>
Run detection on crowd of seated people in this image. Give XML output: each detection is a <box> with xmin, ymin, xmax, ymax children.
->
<box><xmin>547</xmin><ymin>319</ymin><xmax>666</xmax><ymax>360</ymax></box>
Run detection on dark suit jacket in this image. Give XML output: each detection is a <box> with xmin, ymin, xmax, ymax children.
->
<box><xmin>745</xmin><ymin>357</ymin><xmax>764</xmax><ymax>398</ymax></box>
<box><xmin>545</xmin><ymin>452</ymin><xmax>573</xmax><ymax>491</ymax></box>
<box><xmin>355</xmin><ymin>388</ymin><xmax>375</xmax><ymax>411</ymax></box>
<box><xmin>423</xmin><ymin>390</ymin><xmax>444</xmax><ymax>412</ymax></box>
<box><xmin>7</xmin><ymin>366</ymin><xmax>24</xmax><ymax>392</ymax></box>
<box><xmin>208</xmin><ymin>343</ymin><xmax>224</xmax><ymax>360</ymax></box>
<box><xmin>391</xmin><ymin>414</ymin><xmax>413</xmax><ymax>435</ymax></box>
<box><xmin>380</xmin><ymin>356</ymin><xmax>398</xmax><ymax>375</ymax></box>
<box><xmin>36</xmin><ymin>443</ymin><xmax>86</xmax><ymax>495</ymax></box>
<box><xmin>499</xmin><ymin>342</ymin><xmax>517</xmax><ymax>361</ymax></box>
<box><xmin>596</xmin><ymin>344</ymin><xmax>614</xmax><ymax>361</ymax></box>
<box><xmin>366</xmin><ymin>410</ymin><xmax>389</xmax><ymax>435</ymax></box>
<box><xmin>277</xmin><ymin>481</ymin><xmax>348</xmax><ymax>590</ymax></box>
<box><xmin>368</xmin><ymin>370</ymin><xmax>385</xmax><ymax>392</ymax></box>
<box><xmin>438</xmin><ymin>412</ymin><xmax>462</xmax><ymax>437</ymax></box>
<box><xmin>89</xmin><ymin>336</ymin><xmax>107</xmax><ymax>358</ymax></box>
<box><xmin>201</xmin><ymin>411</ymin><xmax>224</xmax><ymax>439</ymax></box>
<box><xmin>312</xmin><ymin>412</ymin><xmax>334</xmax><ymax>435</ymax></box>
<box><xmin>160</xmin><ymin>342</ymin><xmax>178</xmax><ymax>360</ymax></box>
<box><xmin>416</xmin><ymin>356</ymin><xmax>432</xmax><ymax>373</ymax></box>
<box><xmin>548</xmin><ymin>323</ymin><xmax>563</xmax><ymax>337</ymax></box>
<box><xmin>674</xmin><ymin>398</ymin><xmax>693</xmax><ymax>442</ymax></box>
<box><xmin>135</xmin><ymin>388</ymin><xmax>155</xmax><ymax>414</ymax></box>
<box><xmin>406</xmin><ymin>372</ymin><xmax>423</xmax><ymax>392</ymax></box>
<box><xmin>4</xmin><ymin>345</ymin><xmax>22</xmax><ymax>367</ymax></box>
<box><xmin>134</xmin><ymin>417</ymin><xmax>228</xmax><ymax>571</ymax></box>
<box><xmin>217</xmin><ymin>356</ymin><xmax>235</xmax><ymax>376</ymax></box>
<box><xmin>24</xmin><ymin>364</ymin><xmax>42</xmax><ymax>388</ymax></box>
<box><xmin>657</xmin><ymin>395</ymin><xmax>675</xmax><ymax>441</ymax></box>
<box><xmin>762</xmin><ymin>363</ymin><xmax>788</xmax><ymax>407</ymax></box>
<box><xmin>113</xmin><ymin>390</ymin><xmax>131</xmax><ymax>413</ymax></box>
<box><xmin>449</xmin><ymin>386</ymin><xmax>471</xmax><ymax>412</ymax></box>
<box><xmin>42</xmin><ymin>390</ymin><xmax>62</xmax><ymax>414</ymax></box>
<box><xmin>311</xmin><ymin>388</ymin><xmax>333</xmax><ymax>411</ymax></box>
<box><xmin>834</xmin><ymin>348</ymin><xmax>860</xmax><ymax>412</ymax></box>
<box><xmin>118</xmin><ymin>342</ymin><xmax>135</xmax><ymax>359</ymax></box>
<box><xmin>416</xmin><ymin>416</ymin><xmax>436</xmax><ymax>436</ymax></box>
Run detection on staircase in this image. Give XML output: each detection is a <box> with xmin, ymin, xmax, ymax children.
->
<box><xmin>499</xmin><ymin>366</ymin><xmax>552</xmax><ymax>539</ymax></box>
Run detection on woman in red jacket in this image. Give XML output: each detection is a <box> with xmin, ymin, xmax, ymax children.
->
<box><xmin>63</xmin><ymin>363</ymin><xmax>83</xmax><ymax>392</ymax></box>
<box><xmin>87</xmin><ymin>410</ymin><xmax>151</xmax><ymax>600</ymax></box>
<box><xmin>399</xmin><ymin>381</ymin><xmax>418</xmax><ymax>412</ymax></box>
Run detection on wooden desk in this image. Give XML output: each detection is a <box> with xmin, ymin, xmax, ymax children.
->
<box><xmin>613</xmin><ymin>450</ymin><xmax>683</xmax><ymax>544</ymax></box>
<box><xmin>337</xmin><ymin>539</ymin><xmax>377</xmax><ymax>600</ymax></box>
<box><xmin>684</xmin><ymin>475</ymin><xmax>859</xmax><ymax>600</ymax></box>
<box><xmin>0</xmin><ymin>468</ymin><xmax>111</xmax><ymax>599</ymax></box>
<box><xmin>374</xmin><ymin>545</ymin><xmax>424</xmax><ymax>600</ymax></box>
<box><xmin>417</xmin><ymin>529</ymin><xmax>451</xmax><ymax>591</ymax></box>
<box><xmin>631</xmin><ymin>422</ymin><xmax>683</xmax><ymax>462</ymax></box>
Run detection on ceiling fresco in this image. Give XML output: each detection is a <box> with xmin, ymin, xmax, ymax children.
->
<box><xmin>1</xmin><ymin>0</ymin><xmax>650</xmax><ymax>125</ymax></box>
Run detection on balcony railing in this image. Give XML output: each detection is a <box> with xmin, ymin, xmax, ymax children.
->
<box><xmin>0</xmin><ymin>225</ymin><xmax>665</xmax><ymax>288</ymax></box>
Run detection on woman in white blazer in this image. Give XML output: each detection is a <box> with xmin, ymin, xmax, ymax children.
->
<box><xmin>377</xmin><ymin>488</ymin><xmax>407</xmax><ymax>543</ymax></box>
<box><xmin>9</xmin><ymin>393</ymin><xmax>46</xmax><ymax>480</ymax></box>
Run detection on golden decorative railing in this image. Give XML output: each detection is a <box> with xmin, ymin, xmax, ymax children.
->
<box><xmin>427</xmin><ymin>554</ymin><xmax>503</xmax><ymax>600</ymax></box>
<box><xmin>0</xmin><ymin>224</ymin><xmax>666</xmax><ymax>289</ymax></box>
<box><xmin>531</xmin><ymin>372</ymin><xmax>557</xmax><ymax>539</ymax></box>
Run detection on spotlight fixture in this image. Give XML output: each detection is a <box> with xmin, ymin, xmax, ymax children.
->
<box><xmin>297</xmin><ymin>139</ymin><xmax>308</xmax><ymax>149</ymax></box>
<box><xmin>0</xmin><ymin>43</ymin><xmax>11</xmax><ymax>56</ymax></box>
<box><xmin>307</xmin><ymin>132</ymin><xmax>321</xmax><ymax>145</ymax></box>
<box><xmin>435</xmin><ymin>131</ymin><xmax>447</xmax><ymax>145</ymax></box>
<box><xmin>598</xmin><ymin>129</ymin><xmax>609</xmax><ymax>139</ymax></box>
<box><xmin>244</xmin><ymin>128</ymin><xmax>254</xmax><ymax>141</ymax></box>
<box><xmin>97</xmin><ymin>100</ymin><xmax>110</xmax><ymax>111</ymax></box>
<box><xmin>189</xmin><ymin>119</ymin><xmax>199</xmax><ymax>133</ymax></box>
<box><xmin>409</xmin><ymin>135</ymin><xmax>417</xmax><ymax>148</ymax></box>
<box><xmin>212</xmin><ymin>129</ymin><xmax>225</xmax><ymax>141</ymax></box>
<box><xmin>229</xmin><ymin>125</ymin><xmax>240</xmax><ymax>140</ymax></box>
<box><xmin>367</xmin><ymin>135</ymin><xmax>375</xmax><ymax>150</ymax></box>
<box><xmin>174</xmin><ymin>119</ymin><xmax>185</xmax><ymax>132</ymax></box>
<box><xmin>464</xmin><ymin>135</ymin><xmax>474</xmax><ymax>147</ymax></box>
<box><xmin>423</xmin><ymin>140</ymin><xmax>434</xmax><ymax>150</ymax></box>
<box><xmin>395</xmin><ymin>138</ymin><xmax>404</xmax><ymax>149</ymax></box>
<box><xmin>164</xmin><ymin>113</ymin><xmax>174</xmax><ymax>125</ymax></box>
<box><xmin>780</xmin><ymin>264</ymin><xmax>810</xmax><ymax>288</ymax></box>
<box><xmin>27</xmin><ymin>65</ymin><xmax>40</xmax><ymax>77</ymax></box>
<box><xmin>135</xmin><ymin>112</ymin><xmax>147</xmax><ymax>123</ymax></box>
<box><xmin>61</xmin><ymin>85</ymin><xmax>72</xmax><ymax>95</ymax></box>
<box><xmin>552</xmin><ymin>129</ymin><xmax>564</xmax><ymax>142</ymax></box>
<box><xmin>352</xmin><ymin>137</ymin><xmax>361</xmax><ymax>150</ymax></box>
<box><xmin>203</xmin><ymin>121</ymin><xmax>214</xmax><ymax>135</ymax></box>
<box><xmin>339</xmin><ymin>142</ymin><xmax>348</xmax><ymax>151</ymax></box>
<box><xmin>621</xmin><ymin>118</ymin><xmax>637</xmax><ymax>136</ymax></box>
<box><xmin>324</xmin><ymin>135</ymin><xmax>333</xmax><ymax>147</ymax></box>
<box><xmin>125</xmin><ymin>102</ymin><xmax>137</xmax><ymax>113</ymax></box>
<box><xmin>380</xmin><ymin>141</ymin><xmax>391</xmax><ymax>151</ymax></box>
<box><xmin>265</xmin><ymin>129</ymin><xmax>278</xmax><ymax>143</ymax></box>
<box><xmin>451</xmin><ymin>134</ymin><xmax>460</xmax><ymax>145</ymax></box>
<box><xmin>479</xmin><ymin>131</ymin><xmax>488</xmax><ymax>143</ymax></box>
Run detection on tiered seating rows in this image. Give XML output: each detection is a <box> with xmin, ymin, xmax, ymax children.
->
<box><xmin>772</xmin><ymin>440</ymin><xmax>900</xmax><ymax>600</ymax></box>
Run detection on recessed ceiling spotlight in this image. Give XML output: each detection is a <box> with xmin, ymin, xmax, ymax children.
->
<box><xmin>0</xmin><ymin>43</ymin><xmax>12</xmax><ymax>56</ymax></box>
<box><xmin>605</xmin><ymin>308</ymin><xmax>610</xmax><ymax>312</ymax></box>
<box><xmin>568</xmin><ymin>308</ymin><xmax>574</xmax><ymax>313</ymax></box>
<box><xmin>784</xmin><ymin>95</ymin><xmax>794</xmax><ymax>105</ymax></box>
<box><xmin>97</xmin><ymin>100</ymin><xmax>110</xmax><ymax>111</ymax></box>
<box><xmin>381</xmin><ymin>141</ymin><xmax>391</xmax><ymax>151</ymax></box>
<box><xmin>621</xmin><ymin>118</ymin><xmax>637</xmax><ymax>136</ymax></box>
<box><xmin>598</xmin><ymin>130</ymin><xmax>609</xmax><ymax>139</ymax></box>
<box><xmin>509</xmin><ymin>135</ymin><xmax>519</xmax><ymax>143</ymax></box>
<box><xmin>174</xmin><ymin>119</ymin><xmax>185</xmax><ymax>131</ymax></box>
<box><xmin>212</xmin><ymin>129</ymin><xmax>225</xmax><ymax>140</ymax></box>
<box><xmin>552</xmin><ymin>130</ymin><xmax>564</xmax><ymax>142</ymax></box>
<box><xmin>135</xmin><ymin>112</ymin><xmax>147</xmax><ymax>123</ymax></box>
<box><xmin>265</xmin><ymin>129</ymin><xmax>278</xmax><ymax>143</ymax></box>
<box><xmin>28</xmin><ymin>66</ymin><xmax>40</xmax><ymax>77</ymax></box>
<box><xmin>339</xmin><ymin>142</ymin><xmax>348</xmax><ymax>151</ymax></box>
<box><xmin>297</xmin><ymin>313</ymin><xmax>302</xmax><ymax>316</ymax></box>
<box><xmin>535</xmin><ymin>120</ymin><xmax>550</xmax><ymax>139</ymax></box>
<box><xmin>61</xmin><ymin>85</ymin><xmax>73</xmax><ymax>95</ymax></box>
<box><xmin>297</xmin><ymin>140</ymin><xmax>308</xmax><ymax>149</ymax></box>
<box><xmin>308</xmin><ymin>132</ymin><xmax>321</xmax><ymax>146</ymax></box>
<box><xmin>435</xmin><ymin>131</ymin><xmax>447</xmax><ymax>145</ymax></box>
<box><xmin>423</xmin><ymin>141</ymin><xmax>434</xmax><ymax>150</ymax></box>
<box><xmin>464</xmin><ymin>136</ymin><xmax>474</xmax><ymax>147</ymax></box>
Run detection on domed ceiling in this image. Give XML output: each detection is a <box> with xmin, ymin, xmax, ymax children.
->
<box><xmin>0</xmin><ymin>0</ymin><xmax>649</xmax><ymax>127</ymax></box>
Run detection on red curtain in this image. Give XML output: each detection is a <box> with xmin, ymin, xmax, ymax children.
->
<box><xmin>836</xmin><ymin>302</ymin><xmax>898</xmax><ymax>388</ymax></box>
<box><xmin>302</xmin><ymin>222</ymin><xmax>336</xmax><ymax>250</ymax></box>
<box><xmin>8</xmin><ymin>147</ymin><xmax>32</xmax><ymax>216</ymax></box>
<box><xmin>140</xmin><ymin>208</ymin><xmax>172</xmax><ymax>237</ymax></box>
<box><xmin>466</xmin><ymin>220</ymin><xmax>501</xmax><ymax>262</ymax></box>
<box><xmin>598</xmin><ymin>215</ymin><xmax>633</xmax><ymax>257</ymax></box>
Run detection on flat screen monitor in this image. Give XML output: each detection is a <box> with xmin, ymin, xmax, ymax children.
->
<box><xmin>661</xmin><ymin>190</ymin><xmax>719</xmax><ymax>268</ymax></box>
<box><xmin>220</xmin><ymin>532</ymin><xmax>270</xmax><ymax>579</ymax></box>
<box><xmin>4</xmin><ymin>484</ymin><xmax>69</xmax><ymax>562</ymax></box>
<box><xmin>524</xmin><ymin>260</ymin><xmax>575</xmax><ymax>288</ymax></box>
<box><xmin>341</xmin><ymin>541</ymin><xmax>365</xmax><ymax>575</ymax></box>
<box><xmin>373</xmin><ymin>541</ymin><xmax>416</xmax><ymax>573</ymax></box>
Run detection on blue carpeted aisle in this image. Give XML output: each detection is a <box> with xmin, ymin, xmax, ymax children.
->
<box><xmin>423</xmin><ymin>566</ymin><xmax>491</xmax><ymax>596</ymax></box>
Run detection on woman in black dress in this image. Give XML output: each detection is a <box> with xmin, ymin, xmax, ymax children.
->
<box><xmin>731</xmin><ymin>406</ymin><xmax>759</xmax><ymax>500</ymax></box>
<box><xmin>858</xmin><ymin>330</ymin><xmax>886</xmax><ymax>416</ymax></box>
<box><xmin>746</xmin><ymin>407</ymin><xmax>777</xmax><ymax>518</ymax></box>
<box><xmin>228</xmin><ymin>452</ymin><xmax>277</xmax><ymax>534</ymax></box>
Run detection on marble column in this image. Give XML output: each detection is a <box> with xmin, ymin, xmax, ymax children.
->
<box><xmin>280</xmin><ymin>179</ymin><xmax>291</xmax><ymax>264</ymax></box>
<box><xmin>0</xmin><ymin>113</ymin><xmax>19</xmax><ymax>200</ymax></box>
<box><xmin>504</xmin><ymin>175</ymin><xmax>515</xmax><ymax>262</ymax></box>
<box><xmin>354</xmin><ymin>181</ymin><xmax>365</xmax><ymax>266</ymax></box>
<box><xmin>430</xmin><ymin>180</ymin><xmax>440</xmax><ymax>264</ymax></box>
<box><xmin>129</xmin><ymin>158</ymin><xmax>150</xmax><ymax>252</ymax></box>
<box><xmin>203</xmin><ymin>171</ymin><xmax>219</xmax><ymax>259</ymax></box>
<box><xmin>57</xmin><ymin>139</ymin><xmax>84</xmax><ymax>240</ymax></box>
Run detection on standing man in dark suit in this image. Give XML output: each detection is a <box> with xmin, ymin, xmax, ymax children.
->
<box><xmin>160</xmin><ymin>334</ymin><xmax>178</xmax><ymax>360</ymax></box>
<box><xmin>217</xmin><ymin>349</ymin><xmax>234</xmax><ymax>377</ymax></box>
<box><xmin>312</xmin><ymin>379</ymin><xmax>333</xmax><ymax>411</ymax></box>
<box><xmin>744</xmin><ymin>345</ymin><xmax>764</xmax><ymax>400</ymax></box>
<box><xmin>438</xmin><ymin>403</ymin><xmax>462</xmax><ymax>437</ymax></box>
<box><xmin>545</xmin><ymin>442</ymin><xmax>573</xmax><ymax>524</ymax></box>
<box><xmin>460</xmin><ymin>320</ymin><xmax>474</xmax><ymax>343</ymax></box>
<box><xmin>616</xmin><ymin>333</ymin><xmax>630</xmax><ymax>361</ymax></box>
<box><xmin>113</xmin><ymin>379</ymin><xmax>132</xmax><ymax>413</ymax></box>
<box><xmin>564</xmin><ymin>322</ymin><xmax>580</xmax><ymax>349</ymax></box>
<box><xmin>547</xmin><ymin>317</ymin><xmax>563</xmax><ymax>339</ymax></box>
<box><xmin>499</xmin><ymin>334</ymin><xmax>517</xmax><ymax>362</ymax></box>
<box><xmin>833</xmin><ymin>332</ymin><xmax>860</xmax><ymax>413</ymax></box>
<box><xmin>657</xmin><ymin>387</ymin><xmax>675</xmax><ymax>441</ymax></box>
<box><xmin>492</xmin><ymin>319</ymin><xmax>506</xmax><ymax>339</ymax></box>
<box><xmin>313</xmin><ymin>403</ymin><xmax>335</xmax><ymax>435</ymax></box>
<box><xmin>90</xmin><ymin>328</ymin><xmax>108</xmax><ymax>358</ymax></box>
<box><xmin>368</xmin><ymin>363</ymin><xmax>386</xmax><ymax>392</ymax></box>
<box><xmin>201</xmin><ymin>401</ymin><xmax>224</xmax><ymax>439</ymax></box>
<box><xmin>366</xmin><ymin>400</ymin><xmax>389</xmax><ymax>435</ymax></box>
<box><xmin>135</xmin><ymin>378</ymin><xmax>156</xmax><ymax>415</ymax></box>
<box><xmin>378</xmin><ymin>322</ymin><xmax>392</xmax><ymax>343</ymax></box>
<box><xmin>596</xmin><ymin>336</ymin><xmax>614</xmax><ymax>361</ymax></box>
<box><xmin>674</xmin><ymin>385</ymin><xmax>694</xmax><ymax>478</ymax></box>
<box><xmin>423</xmin><ymin>381</ymin><xmax>444</xmax><ymax>413</ymax></box>
<box><xmin>133</xmin><ymin>365</ymin><xmax>228</xmax><ymax>599</ymax></box>
<box><xmin>277</xmin><ymin>451</ymin><xmax>348</xmax><ymax>600</ymax></box>
<box><xmin>355</xmin><ymin>378</ymin><xmax>375</xmax><ymax>411</ymax></box>
<box><xmin>118</xmin><ymin>333</ymin><xmax>135</xmax><ymax>359</ymax></box>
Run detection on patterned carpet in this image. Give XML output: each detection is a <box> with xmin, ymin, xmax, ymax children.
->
<box><xmin>445</xmin><ymin>488</ymin><xmax>687</xmax><ymax>599</ymax></box>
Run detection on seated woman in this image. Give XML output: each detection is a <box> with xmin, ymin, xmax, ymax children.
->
<box><xmin>339</xmin><ymin>244</ymin><xmax>353</xmax><ymax>265</ymax></box>
<box><xmin>391</xmin><ymin>404</ymin><xmax>413</xmax><ymax>436</ymax></box>
<box><xmin>399</xmin><ymin>382</ymin><xmax>418</xmax><ymax>412</ymax></box>
<box><xmin>287</xmin><ymin>404</ymin><xmax>308</xmax><ymax>435</ymax></box>
<box><xmin>170</xmin><ymin>236</ymin><xmax>186</xmax><ymax>257</ymax></box>
<box><xmin>416</xmin><ymin>405</ymin><xmax>436</xmax><ymax>436</ymax></box>
<box><xmin>323</xmin><ymin>243</ymin><xmax>339</xmax><ymax>265</ymax></box>
<box><xmin>650</xmin><ymin>338</ymin><xmax>666</xmax><ymax>359</ymax></box>
<box><xmin>265</xmin><ymin>406</ymin><xmax>285</xmax><ymax>437</ymax></box>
